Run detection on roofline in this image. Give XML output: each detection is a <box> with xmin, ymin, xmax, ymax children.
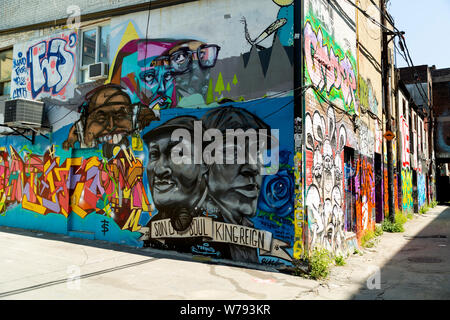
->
<box><xmin>0</xmin><ymin>0</ymin><xmax>198</xmax><ymax>36</ymax></box>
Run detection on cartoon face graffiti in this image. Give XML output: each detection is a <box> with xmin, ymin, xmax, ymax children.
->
<box><xmin>305</xmin><ymin>106</ymin><xmax>348</xmax><ymax>255</ymax></box>
<box><xmin>110</xmin><ymin>39</ymin><xmax>220</xmax><ymax>110</ymax></box>
<box><xmin>83</xmin><ymin>85</ymin><xmax>133</xmax><ymax>147</ymax></box>
<box><xmin>312</xmin><ymin>146</ymin><xmax>323</xmax><ymax>183</ymax></box>
<box><xmin>62</xmin><ymin>84</ymin><xmax>158</xmax><ymax>158</ymax></box>
<box><xmin>322</xmin><ymin>140</ymin><xmax>333</xmax><ymax>172</ymax></box>
<box><xmin>138</xmin><ymin>64</ymin><xmax>175</xmax><ymax>110</ymax></box>
<box><xmin>143</xmin><ymin>116</ymin><xmax>207</xmax><ymax>231</ymax></box>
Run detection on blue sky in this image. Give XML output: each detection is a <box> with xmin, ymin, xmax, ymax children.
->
<box><xmin>388</xmin><ymin>0</ymin><xmax>450</xmax><ymax>69</ymax></box>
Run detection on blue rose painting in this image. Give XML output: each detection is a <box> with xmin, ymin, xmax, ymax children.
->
<box><xmin>258</xmin><ymin>150</ymin><xmax>294</xmax><ymax>218</ymax></box>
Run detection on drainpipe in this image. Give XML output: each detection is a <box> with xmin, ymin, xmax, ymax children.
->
<box><xmin>294</xmin><ymin>0</ymin><xmax>307</xmax><ymax>259</ymax></box>
<box><xmin>381</xmin><ymin>0</ymin><xmax>396</xmax><ymax>222</ymax></box>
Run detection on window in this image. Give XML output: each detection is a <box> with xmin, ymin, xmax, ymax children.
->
<box><xmin>79</xmin><ymin>24</ymin><xmax>110</xmax><ymax>83</ymax></box>
<box><xmin>0</xmin><ymin>48</ymin><xmax>13</xmax><ymax>96</ymax></box>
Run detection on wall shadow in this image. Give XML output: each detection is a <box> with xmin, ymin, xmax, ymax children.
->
<box><xmin>0</xmin><ymin>225</ymin><xmax>282</xmax><ymax>275</ymax></box>
<box><xmin>351</xmin><ymin>206</ymin><xmax>450</xmax><ymax>300</ymax></box>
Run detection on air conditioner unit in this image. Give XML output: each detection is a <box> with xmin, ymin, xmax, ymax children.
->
<box><xmin>4</xmin><ymin>99</ymin><xmax>44</xmax><ymax>127</ymax></box>
<box><xmin>88</xmin><ymin>62</ymin><xmax>109</xmax><ymax>80</ymax></box>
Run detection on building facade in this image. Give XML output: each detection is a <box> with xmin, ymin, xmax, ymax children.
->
<box><xmin>0</xmin><ymin>0</ymin><xmax>439</xmax><ymax>269</ymax></box>
<box><xmin>432</xmin><ymin>67</ymin><xmax>450</xmax><ymax>203</ymax></box>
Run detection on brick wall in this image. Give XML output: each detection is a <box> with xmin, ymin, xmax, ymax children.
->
<box><xmin>0</xmin><ymin>0</ymin><xmax>147</xmax><ymax>31</ymax></box>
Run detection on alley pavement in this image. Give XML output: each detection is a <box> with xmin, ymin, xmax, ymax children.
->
<box><xmin>0</xmin><ymin>205</ymin><xmax>449</xmax><ymax>300</ymax></box>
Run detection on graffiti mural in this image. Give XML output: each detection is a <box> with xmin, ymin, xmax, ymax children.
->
<box><xmin>62</xmin><ymin>84</ymin><xmax>158</xmax><ymax>158</ymax></box>
<box><xmin>0</xmin><ymin>145</ymin><xmax>151</xmax><ymax>231</ymax></box>
<box><xmin>375</xmin><ymin>120</ymin><xmax>383</xmax><ymax>155</ymax></box>
<box><xmin>401</xmin><ymin>169</ymin><xmax>413</xmax><ymax>212</ymax></box>
<box><xmin>11</xmin><ymin>30</ymin><xmax>77</xmax><ymax>101</ymax></box>
<box><xmin>293</xmin><ymin>152</ymin><xmax>306</xmax><ymax>259</ymax></box>
<box><xmin>1</xmin><ymin>1</ymin><xmax>300</xmax><ymax>267</ymax></box>
<box><xmin>418</xmin><ymin>173</ymin><xmax>426</xmax><ymax>208</ymax></box>
<box><xmin>355</xmin><ymin>158</ymin><xmax>375</xmax><ymax>236</ymax></box>
<box><xmin>0</xmin><ymin>96</ymin><xmax>296</xmax><ymax>265</ymax></box>
<box><xmin>359</xmin><ymin>76</ymin><xmax>378</xmax><ymax>115</ymax></box>
<box><xmin>109</xmin><ymin>39</ymin><xmax>220</xmax><ymax>110</ymax></box>
<box><xmin>304</xmin><ymin>20</ymin><xmax>358</xmax><ymax>114</ymax></box>
<box><xmin>399</xmin><ymin>113</ymin><xmax>413</xmax><ymax>212</ymax></box>
<box><xmin>359</xmin><ymin>122</ymin><xmax>374</xmax><ymax>158</ymax></box>
<box><xmin>241</xmin><ymin>0</ymin><xmax>294</xmax><ymax>49</ymax></box>
<box><xmin>305</xmin><ymin>106</ymin><xmax>348</xmax><ymax>255</ymax></box>
<box><xmin>137</xmin><ymin>103</ymin><xmax>294</xmax><ymax>264</ymax></box>
<box><xmin>400</xmin><ymin>115</ymin><xmax>410</xmax><ymax>168</ymax></box>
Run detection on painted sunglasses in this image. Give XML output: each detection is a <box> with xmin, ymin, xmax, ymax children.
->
<box><xmin>152</xmin><ymin>44</ymin><xmax>221</xmax><ymax>74</ymax></box>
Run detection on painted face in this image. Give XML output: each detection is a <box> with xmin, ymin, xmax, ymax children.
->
<box><xmin>167</xmin><ymin>43</ymin><xmax>220</xmax><ymax>100</ymax></box>
<box><xmin>322</xmin><ymin>139</ymin><xmax>334</xmax><ymax>172</ymax></box>
<box><xmin>207</xmin><ymin>141</ymin><xmax>263</xmax><ymax>225</ymax></box>
<box><xmin>146</xmin><ymin>131</ymin><xmax>205</xmax><ymax>211</ymax></box>
<box><xmin>313</xmin><ymin>146</ymin><xmax>323</xmax><ymax>182</ymax></box>
<box><xmin>138</xmin><ymin>65</ymin><xmax>175</xmax><ymax>110</ymax></box>
<box><xmin>83</xmin><ymin>87</ymin><xmax>133</xmax><ymax>148</ymax></box>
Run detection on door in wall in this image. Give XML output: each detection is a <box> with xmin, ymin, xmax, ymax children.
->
<box><xmin>375</xmin><ymin>153</ymin><xmax>383</xmax><ymax>223</ymax></box>
<box><xmin>344</xmin><ymin>147</ymin><xmax>356</xmax><ymax>233</ymax></box>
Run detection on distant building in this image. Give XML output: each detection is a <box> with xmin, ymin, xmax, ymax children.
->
<box><xmin>431</xmin><ymin>67</ymin><xmax>450</xmax><ymax>202</ymax></box>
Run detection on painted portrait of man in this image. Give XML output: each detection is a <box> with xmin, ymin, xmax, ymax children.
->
<box><xmin>201</xmin><ymin>106</ymin><xmax>271</xmax><ymax>225</ymax></box>
<box><xmin>140</xmin><ymin>106</ymin><xmax>277</xmax><ymax>263</ymax></box>
<box><xmin>200</xmin><ymin>106</ymin><xmax>273</xmax><ymax>263</ymax></box>
<box><xmin>143</xmin><ymin>116</ymin><xmax>208</xmax><ymax>232</ymax></box>
<box><xmin>109</xmin><ymin>39</ymin><xmax>220</xmax><ymax>110</ymax></box>
<box><xmin>62</xmin><ymin>84</ymin><xmax>157</xmax><ymax>158</ymax></box>
<box><xmin>110</xmin><ymin>39</ymin><xmax>178</xmax><ymax>110</ymax></box>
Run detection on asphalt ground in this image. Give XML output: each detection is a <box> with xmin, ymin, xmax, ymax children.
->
<box><xmin>0</xmin><ymin>205</ymin><xmax>448</xmax><ymax>302</ymax></box>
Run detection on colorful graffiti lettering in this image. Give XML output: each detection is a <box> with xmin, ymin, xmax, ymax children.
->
<box><xmin>401</xmin><ymin>169</ymin><xmax>413</xmax><ymax>212</ymax></box>
<box><xmin>293</xmin><ymin>152</ymin><xmax>305</xmax><ymax>259</ymax></box>
<box><xmin>359</xmin><ymin>76</ymin><xmax>378</xmax><ymax>114</ymax></box>
<box><xmin>1</xmin><ymin>1</ymin><xmax>302</xmax><ymax>268</ymax></box>
<box><xmin>0</xmin><ymin>146</ymin><xmax>151</xmax><ymax>231</ymax></box>
<box><xmin>304</xmin><ymin>20</ymin><xmax>358</xmax><ymax>113</ymax></box>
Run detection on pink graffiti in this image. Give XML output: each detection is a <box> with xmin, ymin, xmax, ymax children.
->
<box><xmin>304</xmin><ymin>21</ymin><xmax>358</xmax><ymax>111</ymax></box>
<box><xmin>26</xmin><ymin>32</ymin><xmax>77</xmax><ymax>99</ymax></box>
<box><xmin>400</xmin><ymin>115</ymin><xmax>410</xmax><ymax>168</ymax></box>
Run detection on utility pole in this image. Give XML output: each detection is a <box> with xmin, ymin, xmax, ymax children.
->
<box><xmin>381</xmin><ymin>0</ymin><xmax>396</xmax><ymax>222</ymax></box>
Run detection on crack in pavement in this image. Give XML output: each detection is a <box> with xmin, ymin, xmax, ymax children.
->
<box><xmin>0</xmin><ymin>258</ymin><xmax>158</xmax><ymax>299</ymax></box>
<box><xmin>209</xmin><ymin>265</ymin><xmax>267</xmax><ymax>299</ymax></box>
